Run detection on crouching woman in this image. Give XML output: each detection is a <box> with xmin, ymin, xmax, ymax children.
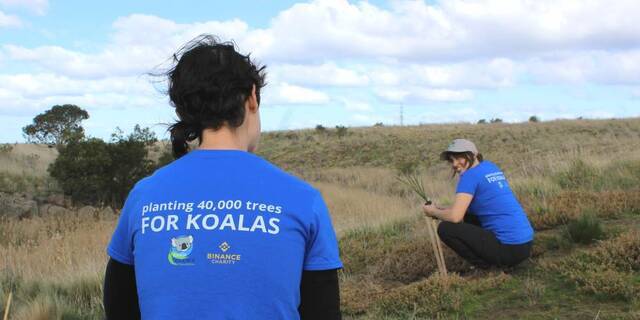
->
<box><xmin>423</xmin><ymin>139</ymin><xmax>534</xmax><ymax>269</ymax></box>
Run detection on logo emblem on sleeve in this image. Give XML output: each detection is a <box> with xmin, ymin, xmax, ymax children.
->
<box><xmin>168</xmin><ymin>235</ymin><xmax>195</xmax><ymax>266</ymax></box>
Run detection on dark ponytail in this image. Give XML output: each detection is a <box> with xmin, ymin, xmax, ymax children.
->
<box><xmin>169</xmin><ymin>121</ymin><xmax>200</xmax><ymax>159</ymax></box>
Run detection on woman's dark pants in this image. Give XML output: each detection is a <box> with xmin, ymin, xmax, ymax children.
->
<box><xmin>437</xmin><ymin>214</ymin><xmax>532</xmax><ymax>268</ymax></box>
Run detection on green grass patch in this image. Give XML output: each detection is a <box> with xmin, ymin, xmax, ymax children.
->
<box><xmin>564</xmin><ymin>213</ymin><xmax>605</xmax><ymax>245</ymax></box>
<box><xmin>545</xmin><ymin>231</ymin><xmax>640</xmax><ymax>304</ymax></box>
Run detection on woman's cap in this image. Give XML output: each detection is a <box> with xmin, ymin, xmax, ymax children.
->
<box><xmin>440</xmin><ymin>139</ymin><xmax>478</xmax><ymax>160</ymax></box>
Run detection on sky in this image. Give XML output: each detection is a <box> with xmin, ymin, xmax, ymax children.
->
<box><xmin>1</xmin><ymin>0</ymin><xmax>639</xmax><ymax>142</ymax></box>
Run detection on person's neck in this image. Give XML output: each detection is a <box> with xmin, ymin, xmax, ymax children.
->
<box><xmin>197</xmin><ymin>127</ymin><xmax>248</xmax><ymax>151</ymax></box>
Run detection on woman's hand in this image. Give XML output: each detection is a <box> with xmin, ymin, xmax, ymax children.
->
<box><xmin>422</xmin><ymin>203</ymin><xmax>438</xmax><ymax>218</ymax></box>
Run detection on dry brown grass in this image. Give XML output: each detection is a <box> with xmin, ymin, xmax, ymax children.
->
<box><xmin>528</xmin><ymin>190</ymin><xmax>640</xmax><ymax>229</ymax></box>
<box><xmin>315</xmin><ymin>181</ymin><xmax>419</xmax><ymax>235</ymax></box>
<box><xmin>0</xmin><ymin>210</ymin><xmax>116</xmax><ymax>283</ymax></box>
<box><xmin>0</xmin><ymin>144</ymin><xmax>57</xmax><ymax>177</ymax></box>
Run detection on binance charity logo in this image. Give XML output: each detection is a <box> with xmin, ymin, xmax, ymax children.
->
<box><xmin>208</xmin><ymin>241</ymin><xmax>241</xmax><ymax>265</ymax></box>
<box><xmin>168</xmin><ymin>235</ymin><xmax>195</xmax><ymax>266</ymax></box>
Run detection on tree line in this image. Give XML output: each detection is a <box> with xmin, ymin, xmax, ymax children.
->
<box><xmin>23</xmin><ymin>104</ymin><xmax>172</xmax><ymax>208</ymax></box>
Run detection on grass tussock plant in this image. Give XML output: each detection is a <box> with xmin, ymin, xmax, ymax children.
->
<box><xmin>369</xmin><ymin>272</ymin><xmax>511</xmax><ymax>319</ymax></box>
<box><xmin>554</xmin><ymin>159</ymin><xmax>603</xmax><ymax>190</ymax></box>
<box><xmin>371</xmin><ymin>274</ymin><xmax>465</xmax><ymax>318</ymax></box>
<box><xmin>1</xmin><ymin>275</ymin><xmax>104</xmax><ymax>320</ymax></box>
<box><xmin>545</xmin><ymin>231</ymin><xmax>640</xmax><ymax>302</ymax></box>
<box><xmin>339</xmin><ymin>277</ymin><xmax>387</xmax><ymax>316</ymax></box>
<box><xmin>564</xmin><ymin>213</ymin><xmax>605</xmax><ymax>245</ymax></box>
<box><xmin>339</xmin><ymin>217</ymin><xmax>468</xmax><ymax>284</ymax></box>
<box><xmin>554</xmin><ymin>158</ymin><xmax>640</xmax><ymax>192</ymax></box>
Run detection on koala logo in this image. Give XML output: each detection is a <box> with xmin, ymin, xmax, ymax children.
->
<box><xmin>168</xmin><ymin>235</ymin><xmax>194</xmax><ymax>266</ymax></box>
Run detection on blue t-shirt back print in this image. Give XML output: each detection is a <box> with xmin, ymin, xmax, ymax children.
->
<box><xmin>456</xmin><ymin>161</ymin><xmax>534</xmax><ymax>245</ymax></box>
<box><xmin>107</xmin><ymin>149</ymin><xmax>342</xmax><ymax>320</ymax></box>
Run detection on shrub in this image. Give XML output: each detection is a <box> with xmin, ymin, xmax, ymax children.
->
<box><xmin>554</xmin><ymin>159</ymin><xmax>601</xmax><ymax>190</ymax></box>
<box><xmin>490</xmin><ymin>118</ymin><xmax>503</xmax><ymax>123</ymax></box>
<box><xmin>371</xmin><ymin>274</ymin><xmax>465</xmax><ymax>318</ymax></box>
<box><xmin>373</xmin><ymin>122</ymin><xmax>384</xmax><ymax>127</ymax></box>
<box><xmin>49</xmin><ymin>125</ymin><xmax>157</xmax><ymax>208</ymax></box>
<box><xmin>48</xmin><ymin>138</ymin><xmax>111</xmax><ymax>205</ymax></box>
<box><xmin>529</xmin><ymin>115</ymin><xmax>540</xmax><ymax>122</ymax></box>
<box><xmin>315</xmin><ymin>124</ymin><xmax>326</xmax><ymax>133</ymax></box>
<box><xmin>0</xmin><ymin>143</ymin><xmax>13</xmax><ymax>154</ymax></box>
<box><xmin>477</xmin><ymin>119</ymin><xmax>487</xmax><ymax>124</ymax></box>
<box><xmin>564</xmin><ymin>213</ymin><xmax>605</xmax><ymax>245</ymax></box>
<box><xmin>335</xmin><ymin>125</ymin><xmax>348</xmax><ymax>138</ymax></box>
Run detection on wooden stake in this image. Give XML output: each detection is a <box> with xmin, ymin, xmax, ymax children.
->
<box><xmin>3</xmin><ymin>292</ymin><xmax>12</xmax><ymax>320</ymax></box>
<box><xmin>431</xmin><ymin>219</ymin><xmax>447</xmax><ymax>276</ymax></box>
<box><xmin>425</xmin><ymin>217</ymin><xmax>444</xmax><ymax>275</ymax></box>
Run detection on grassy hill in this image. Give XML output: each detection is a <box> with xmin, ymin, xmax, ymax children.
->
<box><xmin>1</xmin><ymin>117</ymin><xmax>639</xmax><ymax>319</ymax></box>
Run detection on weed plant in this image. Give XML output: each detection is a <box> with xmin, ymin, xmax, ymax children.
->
<box><xmin>564</xmin><ymin>213</ymin><xmax>605</xmax><ymax>245</ymax></box>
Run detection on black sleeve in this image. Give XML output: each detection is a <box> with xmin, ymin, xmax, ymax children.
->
<box><xmin>103</xmin><ymin>258</ymin><xmax>141</xmax><ymax>320</ymax></box>
<box><xmin>299</xmin><ymin>268</ymin><xmax>341</xmax><ymax>320</ymax></box>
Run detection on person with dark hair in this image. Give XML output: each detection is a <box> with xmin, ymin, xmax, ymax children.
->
<box><xmin>103</xmin><ymin>35</ymin><xmax>342</xmax><ymax>320</ymax></box>
<box><xmin>422</xmin><ymin>139</ymin><xmax>534</xmax><ymax>269</ymax></box>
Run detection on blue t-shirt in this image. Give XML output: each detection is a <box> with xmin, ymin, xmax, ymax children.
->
<box><xmin>107</xmin><ymin>149</ymin><xmax>342</xmax><ymax>320</ymax></box>
<box><xmin>456</xmin><ymin>161</ymin><xmax>534</xmax><ymax>245</ymax></box>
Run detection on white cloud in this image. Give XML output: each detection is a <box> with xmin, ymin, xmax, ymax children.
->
<box><xmin>527</xmin><ymin>50</ymin><xmax>640</xmax><ymax>85</ymax></box>
<box><xmin>368</xmin><ymin>58</ymin><xmax>517</xmax><ymax>89</ymax></box>
<box><xmin>270</xmin><ymin>62</ymin><xmax>369</xmax><ymax>87</ymax></box>
<box><xmin>254</xmin><ymin>0</ymin><xmax>640</xmax><ymax>62</ymax></box>
<box><xmin>0</xmin><ymin>0</ymin><xmax>48</xmax><ymax>15</ymax></box>
<box><xmin>0</xmin><ymin>9</ymin><xmax>21</xmax><ymax>27</ymax></box>
<box><xmin>0</xmin><ymin>73</ymin><xmax>162</xmax><ymax>116</ymax></box>
<box><xmin>376</xmin><ymin>87</ymin><xmax>473</xmax><ymax>103</ymax></box>
<box><xmin>3</xmin><ymin>15</ymin><xmax>252</xmax><ymax>79</ymax></box>
<box><xmin>341</xmin><ymin>98</ymin><xmax>371</xmax><ymax>112</ymax></box>
<box><xmin>266</xmin><ymin>83</ymin><xmax>330</xmax><ymax>105</ymax></box>
<box><xmin>0</xmin><ymin>73</ymin><xmax>155</xmax><ymax>98</ymax></box>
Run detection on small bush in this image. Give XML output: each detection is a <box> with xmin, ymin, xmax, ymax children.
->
<box><xmin>555</xmin><ymin>159</ymin><xmax>601</xmax><ymax>190</ymax></box>
<box><xmin>490</xmin><ymin>118</ymin><xmax>503</xmax><ymax>123</ymax></box>
<box><xmin>477</xmin><ymin>119</ymin><xmax>487</xmax><ymax>124</ymax></box>
<box><xmin>564</xmin><ymin>213</ymin><xmax>605</xmax><ymax>245</ymax></box>
<box><xmin>335</xmin><ymin>125</ymin><xmax>348</xmax><ymax>138</ymax></box>
<box><xmin>0</xmin><ymin>143</ymin><xmax>14</xmax><ymax>154</ymax></box>
<box><xmin>372</xmin><ymin>274</ymin><xmax>465</xmax><ymax>318</ymax></box>
<box><xmin>315</xmin><ymin>124</ymin><xmax>326</xmax><ymax>133</ymax></box>
<box><xmin>529</xmin><ymin>115</ymin><xmax>540</xmax><ymax>123</ymax></box>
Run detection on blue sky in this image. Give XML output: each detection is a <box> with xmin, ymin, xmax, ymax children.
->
<box><xmin>1</xmin><ymin>0</ymin><xmax>639</xmax><ymax>142</ymax></box>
